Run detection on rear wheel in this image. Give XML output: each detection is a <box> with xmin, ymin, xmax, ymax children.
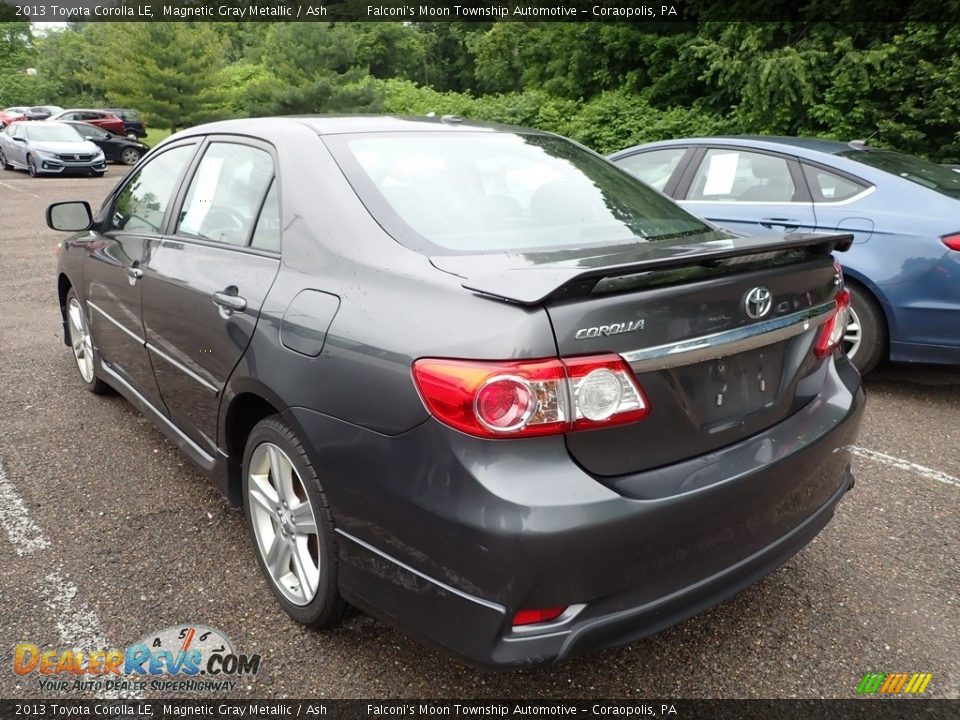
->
<box><xmin>242</xmin><ymin>416</ymin><xmax>346</xmax><ymax>628</ymax></box>
<box><xmin>843</xmin><ymin>283</ymin><xmax>886</xmax><ymax>374</ymax></box>
<box><xmin>65</xmin><ymin>289</ymin><xmax>109</xmax><ymax>394</ymax></box>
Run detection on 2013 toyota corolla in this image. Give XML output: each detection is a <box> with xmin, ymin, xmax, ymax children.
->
<box><xmin>47</xmin><ymin>116</ymin><xmax>864</xmax><ymax>668</ymax></box>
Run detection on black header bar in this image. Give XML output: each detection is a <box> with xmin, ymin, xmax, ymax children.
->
<box><xmin>2</xmin><ymin>0</ymin><xmax>960</xmax><ymax>22</ymax></box>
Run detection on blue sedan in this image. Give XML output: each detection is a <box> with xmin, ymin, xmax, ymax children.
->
<box><xmin>610</xmin><ymin>137</ymin><xmax>960</xmax><ymax>373</ymax></box>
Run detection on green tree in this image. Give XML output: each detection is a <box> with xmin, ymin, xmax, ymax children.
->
<box><xmin>237</xmin><ymin>23</ymin><xmax>381</xmax><ymax>115</ymax></box>
<box><xmin>97</xmin><ymin>23</ymin><xmax>226</xmax><ymax>133</ymax></box>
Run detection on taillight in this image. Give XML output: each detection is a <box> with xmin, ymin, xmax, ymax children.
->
<box><xmin>512</xmin><ymin>607</ymin><xmax>567</xmax><ymax>627</ymax></box>
<box><xmin>815</xmin><ymin>288</ymin><xmax>852</xmax><ymax>358</ymax></box>
<box><xmin>942</xmin><ymin>233</ymin><xmax>960</xmax><ymax>251</ymax></box>
<box><xmin>412</xmin><ymin>354</ymin><xmax>649</xmax><ymax>439</ymax></box>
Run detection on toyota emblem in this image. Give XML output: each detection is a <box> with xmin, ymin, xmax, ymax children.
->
<box><xmin>744</xmin><ymin>286</ymin><xmax>772</xmax><ymax>319</ymax></box>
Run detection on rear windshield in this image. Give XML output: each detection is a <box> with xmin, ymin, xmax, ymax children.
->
<box><xmin>25</xmin><ymin>124</ymin><xmax>83</xmax><ymax>142</ymax></box>
<box><xmin>324</xmin><ymin>131</ymin><xmax>713</xmax><ymax>254</ymax></box>
<box><xmin>838</xmin><ymin>149</ymin><xmax>960</xmax><ymax>199</ymax></box>
<box><xmin>114</xmin><ymin>110</ymin><xmax>139</xmax><ymax>120</ymax></box>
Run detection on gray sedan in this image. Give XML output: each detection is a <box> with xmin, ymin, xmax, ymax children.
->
<box><xmin>45</xmin><ymin>116</ymin><xmax>863</xmax><ymax>668</ymax></box>
<box><xmin>0</xmin><ymin>121</ymin><xmax>106</xmax><ymax>177</ymax></box>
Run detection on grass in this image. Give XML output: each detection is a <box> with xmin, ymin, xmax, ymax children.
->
<box><xmin>144</xmin><ymin>127</ymin><xmax>172</xmax><ymax>147</ymax></box>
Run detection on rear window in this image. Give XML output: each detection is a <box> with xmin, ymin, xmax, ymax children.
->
<box><xmin>324</xmin><ymin>131</ymin><xmax>712</xmax><ymax>255</ymax></box>
<box><xmin>838</xmin><ymin>149</ymin><xmax>960</xmax><ymax>199</ymax></box>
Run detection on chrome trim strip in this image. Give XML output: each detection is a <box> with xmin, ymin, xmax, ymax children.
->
<box><xmin>334</xmin><ymin>529</ymin><xmax>506</xmax><ymax>615</ymax></box>
<box><xmin>87</xmin><ymin>300</ymin><xmax>143</xmax><ymax>344</ymax></box>
<box><xmin>621</xmin><ymin>300</ymin><xmax>835</xmax><ymax>373</ymax></box>
<box><xmin>98</xmin><ymin>361</ymin><xmax>215</xmax><ymax>465</ymax></box>
<box><xmin>146</xmin><ymin>343</ymin><xmax>219</xmax><ymax>395</ymax></box>
<box><xmin>678</xmin><ymin>185</ymin><xmax>875</xmax><ymax>208</ymax></box>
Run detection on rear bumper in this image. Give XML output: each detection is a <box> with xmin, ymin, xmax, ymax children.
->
<box><xmin>292</xmin><ymin>357</ymin><xmax>864</xmax><ymax>668</ymax></box>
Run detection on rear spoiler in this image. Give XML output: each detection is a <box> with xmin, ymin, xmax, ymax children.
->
<box><xmin>458</xmin><ymin>233</ymin><xmax>853</xmax><ymax>306</ymax></box>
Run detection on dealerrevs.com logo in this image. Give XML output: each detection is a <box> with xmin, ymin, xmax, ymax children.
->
<box><xmin>13</xmin><ymin>625</ymin><xmax>260</xmax><ymax>694</ymax></box>
<box><xmin>856</xmin><ymin>672</ymin><xmax>933</xmax><ymax>695</ymax></box>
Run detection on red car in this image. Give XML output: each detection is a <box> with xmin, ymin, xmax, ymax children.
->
<box><xmin>0</xmin><ymin>107</ymin><xmax>28</xmax><ymax>128</ymax></box>
<box><xmin>47</xmin><ymin>109</ymin><xmax>125</xmax><ymax>136</ymax></box>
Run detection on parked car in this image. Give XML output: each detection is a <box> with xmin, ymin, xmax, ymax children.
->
<box><xmin>63</xmin><ymin>121</ymin><xmax>148</xmax><ymax>165</ymax></box>
<box><xmin>48</xmin><ymin>109</ymin><xmax>125</xmax><ymax>136</ymax></box>
<box><xmin>106</xmin><ymin>108</ymin><xmax>147</xmax><ymax>139</ymax></box>
<box><xmin>0</xmin><ymin>121</ymin><xmax>106</xmax><ymax>177</ymax></box>
<box><xmin>610</xmin><ymin>137</ymin><xmax>960</xmax><ymax>373</ymax></box>
<box><xmin>0</xmin><ymin>107</ymin><xmax>28</xmax><ymax>128</ymax></box>
<box><xmin>24</xmin><ymin>105</ymin><xmax>63</xmax><ymax>121</ymax></box>
<box><xmin>46</xmin><ymin>117</ymin><xmax>863</xmax><ymax>668</ymax></box>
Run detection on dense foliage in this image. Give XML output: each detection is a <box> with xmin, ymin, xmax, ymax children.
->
<box><xmin>2</xmin><ymin>21</ymin><xmax>958</xmax><ymax>159</ymax></box>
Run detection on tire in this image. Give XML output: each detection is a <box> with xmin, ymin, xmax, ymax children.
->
<box><xmin>120</xmin><ymin>147</ymin><xmax>141</xmax><ymax>166</ymax></box>
<box><xmin>0</xmin><ymin>149</ymin><xmax>11</xmax><ymax>170</ymax></box>
<box><xmin>64</xmin><ymin>289</ymin><xmax>110</xmax><ymax>394</ymax></box>
<box><xmin>27</xmin><ymin>155</ymin><xmax>38</xmax><ymax>177</ymax></box>
<box><xmin>242</xmin><ymin>416</ymin><xmax>346</xmax><ymax>629</ymax></box>
<box><xmin>843</xmin><ymin>283</ymin><xmax>886</xmax><ymax>375</ymax></box>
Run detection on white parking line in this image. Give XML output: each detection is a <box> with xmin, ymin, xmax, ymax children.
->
<box><xmin>0</xmin><ymin>458</ymin><xmax>51</xmax><ymax>555</ymax></box>
<box><xmin>851</xmin><ymin>446</ymin><xmax>960</xmax><ymax>489</ymax></box>
<box><xmin>0</xmin><ymin>457</ymin><xmax>135</xmax><ymax>699</ymax></box>
<box><xmin>0</xmin><ymin>180</ymin><xmax>39</xmax><ymax>199</ymax></box>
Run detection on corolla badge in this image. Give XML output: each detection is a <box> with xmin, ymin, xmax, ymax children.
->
<box><xmin>744</xmin><ymin>286</ymin><xmax>773</xmax><ymax>319</ymax></box>
<box><xmin>575</xmin><ymin>319</ymin><xmax>644</xmax><ymax>339</ymax></box>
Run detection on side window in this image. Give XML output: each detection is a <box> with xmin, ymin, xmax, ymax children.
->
<box><xmin>250</xmin><ymin>180</ymin><xmax>281</xmax><ymax>253</ymax></box>
<box><xmin>110</xmin><ymin>144</ymin><xmax>196</xmax><ymax>233</ymax></box>
<box><xmin>176</xmin><ymin>143</ymin><xmax>274</xmax><ymax>247</ymax></box>
<box><xmin>688</xmin><ymin>149</ymin><xmax>797</xmax><ymax>202</ymax></box>
<box><xmin>802</xmin><ymin>164</ymin><xmax>868</xmax><ymax>202</ymax></box>
<box><xmin>615</xmin><ymin>147</ymin><xmax>688</xmax><ymax>192</ymax></box>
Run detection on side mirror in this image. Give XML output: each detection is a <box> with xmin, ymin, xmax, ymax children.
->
<box><xmin>47</xmin><ymin>201</ymin><xmax>93</xmax><ymax>232</ymax></box>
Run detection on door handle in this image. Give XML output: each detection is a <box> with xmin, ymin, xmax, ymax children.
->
<box><xmin>760</xmin><ymin>218</ymin><xmax>800</xmax><ymax>231</ymax></box>
<box><xmin>212</xmin><ymin>290</ymin><xmax>247</xmax><ymax>312</ymax></box>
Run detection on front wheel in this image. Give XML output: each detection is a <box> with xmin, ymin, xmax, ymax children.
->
<box><xmin>27</xmin><ymin>155</ymin><xmax>38</xmax><ymax>177</ymax></box>
<box><xmin>120</xmin><ymin>148</ymin><xmax>141</xmax><ymax>166</ymax></box>
<box><xmin>843</xmin><ymin>283</ymin><xmax>886</xmax><ymax>375</ymax></box>
<box><xmin>64</xmin><ymin>289</ymin><xmax>109</xmax><ymax>394</ymax></box>
<box><xmin>0</xmin><ymin>149</ymin><xmax>11</xmax><ymax>170</ymax></box>
<box><xmin>242</xmin><ymin>416</ymin><xmax>346</xmax><ymax>628</ymax></box>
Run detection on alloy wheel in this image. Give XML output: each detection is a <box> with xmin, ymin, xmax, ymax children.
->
<box><xmin>247</xmin><ymin>442</ymin><xmax>321</xmax><ymax>606</ymax></box>
<box><xmin>67</xmin><ymin>297</ymin><xmax>95</xmax><ymax>383</ymax></box>
<box><xmin>120</xmin><ymin>148</ymin><xmax>141</xmax><ymax>166</ymax></box>
<box><xmin>842</xmin><ymin>305</ymin><xmax>862</xmax><ymax>361</ymax></box>
<box><xmin>27</xmin><ymin>156</ymin><xmax>37</xmax><ymax>177</ymax></box>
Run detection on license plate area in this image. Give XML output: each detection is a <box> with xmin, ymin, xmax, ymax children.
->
<box><xmin>671</xmin><ymin>343</ymin><xmax>786</xmax><ymax>433</ymax></box>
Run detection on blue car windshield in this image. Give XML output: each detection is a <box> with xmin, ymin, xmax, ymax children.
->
<box><xmin>326</xmin><ymin>131</ymin><xmax>715</xmax><ymax>255</ymax></box>
<box><xmin>838</xmin><ymin>149</ymin><xmax>960</xmax><ymax>199</ymax></box>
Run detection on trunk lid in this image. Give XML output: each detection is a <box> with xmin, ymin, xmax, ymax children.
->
<box><xmin>433</xmin><ymin>232</ymin><xmax>850</xmax><ymax>477</ymax></box>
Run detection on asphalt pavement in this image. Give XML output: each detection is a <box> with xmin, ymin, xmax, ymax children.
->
<box><xmin>0</xmin><ymin>167</ymin><xmax>957</xmax><ymax>700</ymax></box>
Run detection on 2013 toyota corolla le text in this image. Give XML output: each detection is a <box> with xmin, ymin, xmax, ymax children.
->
<box><xmin>47</xmin><ymin>116</ymin><xmax>864</xmax><ymax>668</ymax></box>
